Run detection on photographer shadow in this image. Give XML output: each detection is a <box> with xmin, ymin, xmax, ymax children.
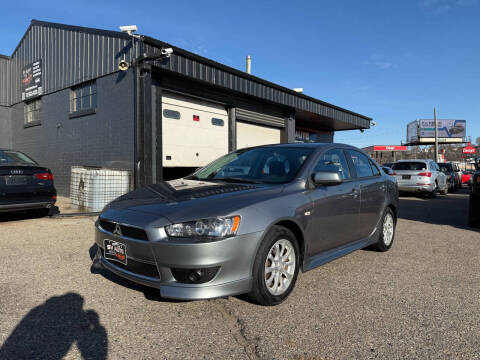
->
<box><xmin>0</xmin><ymin>293</ymin><xmax>107</xmax><ymax>359</ymax></box>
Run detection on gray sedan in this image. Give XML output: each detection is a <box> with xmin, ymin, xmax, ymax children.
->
<box><xmin>94</xmin><ymin>143</ymin><xmax>398</xmax><ymax>305</ymax></box>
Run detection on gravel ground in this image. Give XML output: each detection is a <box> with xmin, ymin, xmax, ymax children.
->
<box><xmin>0</xmin><ymin>189</ymin><xmax>479</xmax><ymax>359</ymax></box>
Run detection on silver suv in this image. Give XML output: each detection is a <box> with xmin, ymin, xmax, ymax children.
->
<box><xmin>392</xmin><ymin>159</ymin><xmax>448</xmax><ymax>197</ymax></box>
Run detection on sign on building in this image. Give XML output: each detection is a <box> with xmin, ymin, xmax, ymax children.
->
<box><xmin>21</xmin><ymin>59</ymin><xmax>43</xmax><ymax>100</ymax></box>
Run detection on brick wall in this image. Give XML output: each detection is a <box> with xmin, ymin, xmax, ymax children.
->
<box><xmin>11</xmin><ymin>70</ymin><xmax>135</xmax><ymax>196</ymax></box>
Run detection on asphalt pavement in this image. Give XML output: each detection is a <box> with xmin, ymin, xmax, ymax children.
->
<box><xmin>0</xmin><ymin>189</ymin><xmax>479</xmax><ymax>359</ymax></box>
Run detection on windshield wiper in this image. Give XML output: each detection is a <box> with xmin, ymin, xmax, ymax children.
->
<box><xmin>211</xmin><ymin>177</ymin><xmax>262</xmax><ymax>184</ymax></box>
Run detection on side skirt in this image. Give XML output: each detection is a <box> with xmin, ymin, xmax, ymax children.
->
<box><xmin>303</xmin><ymin>235</ymin><xmax>377</xmax><ymax>272</ymax></box>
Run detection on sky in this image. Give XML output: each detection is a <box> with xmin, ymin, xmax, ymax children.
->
<box><xmin>1</xmin><ymin>0</ymin><xmax>479</xmax><ymax>147</ymax></box>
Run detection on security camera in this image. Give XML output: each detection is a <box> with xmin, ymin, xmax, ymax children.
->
<box><xmin>370</xmin><ymin>121</ymin><xmax>377</xmax><ymax>126</ymax></box>
<box><xmin>119</xmin><ymin>25</ymin><xmax>138</xmax><ymax>34</ymax></box>
<box><xmin>160</xmin><ymin>47</ymin><xmax>173</xmax><ymax>57</ymax></box>
<box><xmin>118</xmin><ymin>59</ymin><xmax>129</xmax><ymax>71</ymax></box>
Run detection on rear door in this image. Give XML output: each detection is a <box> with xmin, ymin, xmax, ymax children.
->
<box><xmin>346</xmin><ymin>150</ymin><xmax>386</xmax><ymax>239</ymax></box>
<box><xmin>307</xmin><ymin>148</ymin><xmax>361</xmax><ymax>256</ymax></box>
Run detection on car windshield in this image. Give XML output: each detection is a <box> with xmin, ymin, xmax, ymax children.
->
<box><xmin>438</xmin><ymin>163</ymin><xmax>453</xmax><ymax>172</ymax></box>
<box><xmin>189</xmin><ymin>147</ymin><xmax>314</xmax><ymax>184</ymax></box>
<box><xmin>0</xmin><ymin>150</ymin><xmax>37</xmax><ymax>165</ymax></box>
<box><xmin>392</xmin><ymin>162</ymin><xmax>427</xmax><ymax>171</ymax></box>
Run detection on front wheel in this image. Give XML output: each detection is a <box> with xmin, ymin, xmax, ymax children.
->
<box><xmin>372</xmin><ymin>208</ymin><xmax>396</xmax><ymax>252</ymax></box>
<box><xmin>247</xmin><ymin>226</ymin><xmax>300</xmax><ymax>306</ymax></box>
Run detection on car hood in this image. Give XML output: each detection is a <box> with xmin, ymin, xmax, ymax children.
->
<box><xmin>105</xmin><ymin>179</ymin><xmax>284</xmax><ymax>223</ymax></box>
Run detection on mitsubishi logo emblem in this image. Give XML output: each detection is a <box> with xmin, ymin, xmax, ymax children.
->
<box><xmin>113</xmin><ymin>224</ymin><xmax>122</xmax><ymax>237</ymax></box>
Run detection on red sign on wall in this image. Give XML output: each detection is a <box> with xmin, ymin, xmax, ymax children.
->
<box><xmin>373</xmin><ymin>145</ymin><xmax>407</xmax><ymax>151</ymax></box>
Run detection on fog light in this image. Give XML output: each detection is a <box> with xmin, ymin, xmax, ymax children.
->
<box><xmin>171</xmin><ymin>267</ymin><xmax>220</xmax><ymax>284</ymax></box>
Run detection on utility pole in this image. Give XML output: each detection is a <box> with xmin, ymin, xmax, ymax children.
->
<box><xmin>434</xmin><ymin>107</ymin><xmax>439</xmax><ymax>162</ymax></box>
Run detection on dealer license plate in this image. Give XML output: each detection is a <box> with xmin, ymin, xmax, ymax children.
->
<box><xmin>104</xmin><ymin>239</ymin><xmax>127</xmax><ymax>265</ymax></box>
<box><xmin>5</xmin><ymin>175</ymin><xmax>29</xmax><ymax>186</ymax></box>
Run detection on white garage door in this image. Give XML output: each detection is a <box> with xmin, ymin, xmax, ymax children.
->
<box><xmin>236</xmin><ymin>121</ymin><xmax>281</xmax><ymax>150</ymax></box>
<box><xmin>162</xmin><ymin>92</ymin><xmax>228</xmax><ymax>167</ymax></box>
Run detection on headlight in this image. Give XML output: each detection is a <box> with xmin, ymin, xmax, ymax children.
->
<box><xmin>165</xmin><ymin>216</ymin><xmax>241</xmax><ymax>239</ymax></box>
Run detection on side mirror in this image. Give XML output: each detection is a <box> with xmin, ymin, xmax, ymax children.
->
<box><xmin>312</xmin><ymin>171</ymin><xmax>343</xmax><ymax>186</ymax></box>
<box><xmin>382</xmin><ymin>167</ymin><xmax>393</xmax><ymax>175</ymax></box>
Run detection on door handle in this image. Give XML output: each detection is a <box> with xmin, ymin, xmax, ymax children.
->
<box><xmin>350</xmin><ymin>188</ymin><xmax>359</xmax><ymax>199</ymax></box>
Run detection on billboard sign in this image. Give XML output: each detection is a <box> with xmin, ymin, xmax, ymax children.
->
<box><xmin>419</xmin><ymin>119</ymin><xmax>466</xmax><ymax>139</ymax></box>
<box><xmin>21</xmin><ymin>59</ymin><xmax>43</xmax><ymax>101</ymax></box>
<box><xmin>407</xmin><ymin>121</ymin><xmax>419</xmax><ymax>143</ymax></box>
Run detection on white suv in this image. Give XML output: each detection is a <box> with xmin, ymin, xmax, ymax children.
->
<box><xmin>392</xmin><ymin>159</ymin><xmax>448</xmax><ymax>197</ymax></box>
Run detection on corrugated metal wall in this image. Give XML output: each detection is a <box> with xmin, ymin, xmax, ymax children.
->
<box><xmin>144</xmin><ymin>42</ymin><xmax>370</xmax><ymax>129</ymax></box>
<box><xmin>8</xmin><ymin>23</ymin><xmax>139</xmax><ymax>105</ymax></box>
<box><xmin>0</xmin><ymin>56</ymin><xmax>11</xmax><ymax>106</ymax></box>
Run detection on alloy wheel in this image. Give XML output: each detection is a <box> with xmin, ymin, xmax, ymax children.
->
<box><xmin>383</xmin><ymin>213</ymin><xmax>394</xmax><ymax>246</ymax></box>
<box><xmin>264</xmin><ymin>239</ymin><xmax>296</xmax><ymax>296</ymax></box>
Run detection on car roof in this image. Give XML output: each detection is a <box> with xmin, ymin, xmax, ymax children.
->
<box><xmin>248</xmin><ymin>142</ymin><xmax>359</xmax><ymax>150</ymax></box>
<box><xmin>396</xmin><ymin>159</ymin><xmax>431</xmax><ymax>162</ymax></box>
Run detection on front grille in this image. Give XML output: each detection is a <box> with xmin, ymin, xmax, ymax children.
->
<box><xmin>99</xmin><ymin>219</ymin><xmax>148</xmax><ymax>241</ymax></box>
<box><xmin>101</xmin><ymin>248</ymin><xmax>159</xmax><ymax>279</ymax></box>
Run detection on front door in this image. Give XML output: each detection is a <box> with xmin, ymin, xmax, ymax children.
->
<box><xmin>346</xmin><ymin>149</ymin><xmax>385</xmax><ymax>239</ymax></box>
<box><xmin>307</xmin><ymin>148</ymin><xmax>361</xmax><ymax>257</ymax></box>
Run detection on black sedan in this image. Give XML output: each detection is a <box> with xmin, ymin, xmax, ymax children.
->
<box><xmin>0</xmin><ymin>149</ymin><xmax>56</xmax><ymax>215</ymax></box>
<box><xmin>468</xmin><ymin>158</ymin><xmax>480</xmax><ymax>227</ymax></box>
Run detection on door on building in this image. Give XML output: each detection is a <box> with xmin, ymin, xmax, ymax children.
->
<box><xmin>235</xmin><ymin>108</ymin><xmax>284</xmax><ymax>150</ymax></box>
<box><xmin>161</xmin><ymin>92</ymin><xmax>228</xmax><ymax>168</ymax></box>
<box><xmin>236</xmin><ymin>121</ymin><xmax>281</xmax><ymax>149</ymax></box>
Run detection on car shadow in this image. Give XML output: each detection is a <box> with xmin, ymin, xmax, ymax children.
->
<box><xmin>89</xmin><ymin>244</ymin><xmax>187</xmax><ymax>303</ymax></box>
<box><xmin>0</xmin><ymin>206</ymin><xmax>60</xmax><ymax>223</ymax></box>
<box><xmin>0</xmin><ymin>293</ymin><xmax>108</xmax><ymax>359</ymax></box>
<box><xmin>398</xmin><ymin>188</ymin><xmax>479</xmax><ymax>232</ymax></box>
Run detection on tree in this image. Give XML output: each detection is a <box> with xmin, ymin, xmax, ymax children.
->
<box><xmin>476</xmin><ymin>137</ymin><xmax>480</xmax><ymax>146</ymax></box>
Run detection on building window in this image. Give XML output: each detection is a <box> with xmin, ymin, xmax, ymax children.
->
<box><xmin>211</xmin><ymin>118</ymin><xmax>224</xmax><ymax>126</ymax></box>
<box><xmin>163</xmin><ymin>109</ymin><xmax>181</xmax><ymax>119</ymax></box>
<box><xmin>24</xmin><ymin>99</ymin><xmax>41</xmax><ymax>126</ymax></box>
<box><xmin>70</xmin><ymin>81</ymin><xmax>97</xmax><ymax>114</ymax></box>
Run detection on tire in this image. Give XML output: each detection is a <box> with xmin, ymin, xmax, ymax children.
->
<box><xmin>247</xmin><ymin>225</ymin><xmax>300</xmax><ymax>306</ymax></box>
<box><xmin>440</xmin><ymin>185</ymin><xmax>448</xmax><ymax>196</ymax></box>
<box><xmin>429</xmin><ymin>182</ymin><xmax>438</xmax><ymax>198</ymax></box>
<box><xmin>31</xmin><ymin>208</ymin><xmax>51</xmax><ymax>217</ymax></box>
<box><xmin>372</xmin><ymin>208</ymin><xmax>396</xmax><ymax>252</ymax></box>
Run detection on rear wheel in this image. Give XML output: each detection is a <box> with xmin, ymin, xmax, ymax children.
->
<box><xmin>429</xmin><ymin>182</ymin><xmax>438</xmax><ymax>198</ymax></box>
<box><xmin>248</xmin><ymin>226</ymin><xmax>300</xmax><ymax>306</ymax></box>
<box><xmin>372</xmin><ymin>208</ymin><xmax>396</xmax><ymax>252</ymax></box>
<box><xmin>440</xmin><ymin>184</ymin><xmax>448</xmax><ymax>196</ymax></box>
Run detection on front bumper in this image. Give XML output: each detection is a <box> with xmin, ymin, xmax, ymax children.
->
<box><xmin>94</xmin><ymin>219</ymin><xmax>264</xmax><ymax>300</ymax></box>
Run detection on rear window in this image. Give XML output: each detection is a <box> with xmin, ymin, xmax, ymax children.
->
<box><xmin>438</xmin><ymin>163</ymin><xmax>453</xmax><ymax>172</ymax></box>
<box><xmin>0</xmin><ymin>150</ymin><xmax>37</xmax><ymax>165</ymax></box>
<box><xmin>392</xmin><ymin>162</ymin><xmax>427</xmax><ymax>171</ymax></box>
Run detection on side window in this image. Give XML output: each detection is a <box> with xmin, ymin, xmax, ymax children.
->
<box><xmin>24</xmin><ymin>99</ymin><xmax>42</xmax><ymax>125</ymax></box>
<box><xmin>163</xmin><ymin>109</ymin><xmax>181</xmax><ymax>119</ymax></box>
<box><xmin>348</xmin><ymin>150</ymin><xmax>374</xmax><ymax>178</ymax></box>
<box><xmin>369</xmin><ymin>159</ymin><xmax>381</xmax><ymax>176</ymax></box>
<box><xmin>70</xmin><ymin>81</ymin><xmax>97</xmax><ymax>114</ymax></box>
<box><xmin>313</xmin><ymin>148</ymin><xmax>351</xmax><ymax>180</ymax></box>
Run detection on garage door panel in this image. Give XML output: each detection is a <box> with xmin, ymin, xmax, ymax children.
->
<box><xmin>162</xmin><ymin>92</ymin><xmax>228</xmax><ymax>167</ymax></box>
<box><xmin>236</xmin><ymin>121</ymin><xmax>281</xmax><ymax>150</ymax></box>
